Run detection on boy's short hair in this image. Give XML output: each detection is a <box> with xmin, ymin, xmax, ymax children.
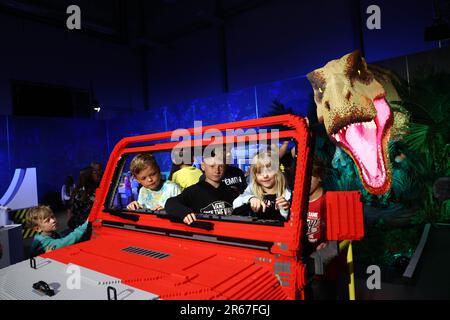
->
<box><xmin>130</xmin><ymin>153</ymin><xmax>159</xmax><ymax>177</ymax></box>
<box><xmin>25</xmin><ymin>205</ymin><xmax>54</xmax><ymax>229</ymax></box>
<box><xmin>311</xmin><ymin>156</ymin><xmax>326</xmax><ymax>179</ymax></box>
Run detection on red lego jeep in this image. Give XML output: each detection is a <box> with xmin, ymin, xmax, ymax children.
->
<box><xmin>0</xmin><ymin>114</ymin><xmax>363</xmax><ymax>300</ymax></box>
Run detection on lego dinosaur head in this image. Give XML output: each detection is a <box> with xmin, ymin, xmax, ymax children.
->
<box><xmin>307</xmin><ymin>51</ymin><xmax>393</xmax><ymax>194</ymax></box>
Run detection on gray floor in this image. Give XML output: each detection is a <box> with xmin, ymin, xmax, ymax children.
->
<box><xmin>355</xmin><ymin>225</ymin><xmax>450</xmax><ymax>300</ymax></box>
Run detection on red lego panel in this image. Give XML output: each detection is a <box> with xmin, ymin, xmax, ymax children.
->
<box><xmin>46</xmin><ymin>227</ymin><xmax>290</xmax><ymax>299</ymax></box>
<box><xmin>325</xmin><ymin>191</ymin><xmax>365</xmax><ymax>240</ymax></box>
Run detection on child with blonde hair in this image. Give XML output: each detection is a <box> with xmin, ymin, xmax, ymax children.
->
<box><xmin>233</xmin><ymin>149</ymin><xmax>291</xmax><ymax>221</ymax></box>
<box><xmin>26</xmin><ymin>205</ymin><xmax>88</xmax><ymax>257</ymax></box>
<box><xmin>127</xmin><ymin>153</ymin><xmax>181</xmax><ymax>211</ymax></box>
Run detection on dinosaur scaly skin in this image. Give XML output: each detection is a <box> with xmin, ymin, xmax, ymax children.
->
<box><xmin>307</xmin><ymin>51</ymin><xmax>394</xmax><ymax>195</ymax></box>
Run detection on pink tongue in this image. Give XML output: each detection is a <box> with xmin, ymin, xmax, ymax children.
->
<box><xmin>374</xmin><ymin>98</ymin><xmax>390</xmax><ymax>126</ymax></box>
<box><xmin>345</xmin><ymin>123</ymin><xmax>378</xmax><ymax>177</ymax></box>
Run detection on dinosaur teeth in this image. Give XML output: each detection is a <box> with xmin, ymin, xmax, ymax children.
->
<box><xmin>335</xmin><ymin>134</ymin><xmax>340</xmax><ymax>142</ymax></box>
<box><xmin>360</xmin><ymin>120</ymin><xmax>376</xmax><ymax>129</ymax></box>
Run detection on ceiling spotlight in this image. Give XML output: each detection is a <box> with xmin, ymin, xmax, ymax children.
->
<box><xmin>91</xmin><ymin>99</ymin><xmax>101</xmax><ymax>113</ymax></box>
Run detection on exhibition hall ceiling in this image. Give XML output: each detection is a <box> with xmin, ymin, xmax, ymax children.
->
<box><xmin>0</xmin><ymin>0</ymin><xmax>272</xmax><ymax>46</ymax></box>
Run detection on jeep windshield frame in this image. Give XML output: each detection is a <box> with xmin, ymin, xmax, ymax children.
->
<box><xmin>89</xmin><ymin>115</ymin><xmax>312</xmax><ymax>255</ymax></box>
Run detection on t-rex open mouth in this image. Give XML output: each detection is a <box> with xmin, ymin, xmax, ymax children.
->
<box><xmin>331</xmin><ymin>98</ymin><xmax>392</xmax><ymax>194</ymax></box>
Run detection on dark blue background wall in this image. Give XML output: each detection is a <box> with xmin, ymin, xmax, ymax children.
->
<box><xmin>361</xmin><ymin>0</ymin><xmax>437</xmax><ymax>62</ymax></box>
<box><xmin>146</xmin><ymin>0</ymin><xmax>442</xmax><ymax>107</ymax></box>
<box><xmin>0</xmin><ymin>115</ymin><xmax>108</xmax><ymax>205</ymax></box>
<box><xmin>0</xmin><ymin>11</ymin><xmax>145</xmax><ymax>119</ymax></box>
<box><xmin>225</xmin><ymin>0</ymin><xmax>360</xmax><ymax>91</ymax></box>
<box><xmin>0</xmin><ymin>117</ymin><xmax>11</xmax><ymax>197</ymax></box>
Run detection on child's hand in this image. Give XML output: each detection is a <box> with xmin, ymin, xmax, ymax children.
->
<box><xmin>127</xmin><ymin>201</ymin><xmax>141</xmax><ymax>210</ymax></box>
<box><xmin>45</xmin><ymin>245</ymin><xmax>56</xmax><ymax>253</ymax></box>
<box><xmin>249</xmin><ymin>197</ymin><xmax>266</xmax><ymax>213</ymax></box>
<box><xmin>316</xmin><ymin>242</ymin><xmax>328</xmax><ymax>251</ymax></box>
<box><xmin>152</xmin><ymin>205</ymin><xmax>164</xmax><ymax>211</ymax></box>
<box><xmin>183</xmin><ymin>213</ymin><xmax>197</xmax><ymax>225</ymax></box>
<box><xmin>275</xmin><ymin>196</ymin><xmax>290</xmax><ymax>211</ymax></box>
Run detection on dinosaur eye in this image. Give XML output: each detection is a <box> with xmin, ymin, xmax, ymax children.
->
<box><xmin>354</xmin><ymin>67</ymin><xmax>373</xmax><ymax>84</ymax></box>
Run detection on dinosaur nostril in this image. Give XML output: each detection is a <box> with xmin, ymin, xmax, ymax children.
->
<box><xmin>324</xmin><ymin>101</ymin><xmax>331</xmax><ymax>110</ymax></box>
<box><xmin>345</xmin><ymin>91</ymin><xmax>352</xmax><ymax>101</ymax></box>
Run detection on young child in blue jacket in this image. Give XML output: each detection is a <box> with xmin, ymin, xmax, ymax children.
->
<box><xmin>26</xmin><ymin>205</ymin><xmax>88</xmax><ymax>257</ymax></box>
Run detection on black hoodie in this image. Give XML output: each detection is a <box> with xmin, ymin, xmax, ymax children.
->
<box><xmin>165</xmin><ymin>180</ymin><xmax>239</xmax><ymax>221</ymax></box>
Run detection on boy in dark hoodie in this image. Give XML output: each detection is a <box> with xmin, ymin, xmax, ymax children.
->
<box><xmin>165</xmin><ymin>147</ymin><xmax>239</xmax><ymax>225</ymax></box>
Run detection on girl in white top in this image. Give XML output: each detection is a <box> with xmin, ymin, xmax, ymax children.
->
<box><xmin>233</xmin><ymin>150</ymin><xmax>291</xmax><ymax>221</ymax></box>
